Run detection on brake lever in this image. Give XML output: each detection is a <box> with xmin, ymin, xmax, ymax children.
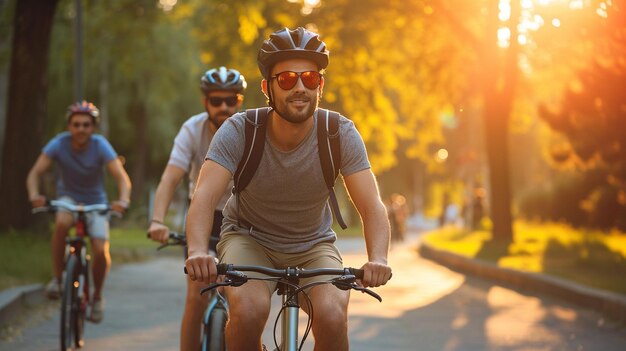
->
<box><xmin>225</xmin><ymin>271</ymin><xmax>248</xmax><ymax>287</ymax></box>
<box><xmin>199</xmin><ymin>274</ymin><xmax>248</xmax><ymax>295</ymax></box>
<box><xmin>332</xmin><ymin>280</ymin><xmax>383</xmax><ymax>302</ymax></box>
<box><xmin>352</xmin><ymin>285</ymin><xmax>382</xmax><ymax>302</ymax></box>
<box><xmin>331</xmin><ymin>275</ymin><xmax>357</xmax><ymax>290</ymax></box>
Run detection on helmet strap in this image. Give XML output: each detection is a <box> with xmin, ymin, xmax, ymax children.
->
<box><xmin>266</xmin><ymin>82</ymin><xmax>282</xmax><ymax>115</ymax></box>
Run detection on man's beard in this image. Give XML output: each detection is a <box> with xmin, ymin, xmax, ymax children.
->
<box><xmin>209</xmin><ymin>111</ymin><xmax>231</xmax><ymax>128</ymax></box>
<box><xmin>275</xmin><ymin>92</ymin><xmax>319</xmax><ymax>124</ymax></box>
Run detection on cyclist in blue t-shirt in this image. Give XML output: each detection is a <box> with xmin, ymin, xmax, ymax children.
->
<box><xmin>26</xmin><ymin>101</ymin><xmax>132</xmax><ymax>323</ymax></box>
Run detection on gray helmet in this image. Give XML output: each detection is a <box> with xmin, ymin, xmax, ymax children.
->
<box><xmin>257</xmin><ymin>27</ymin><xmax>329</xmax><ymax>79</ymax></box>
<box><xmin>200</xmin><ymin>67</ymin><xmax>247</xmax><ymax>94</ymax></box>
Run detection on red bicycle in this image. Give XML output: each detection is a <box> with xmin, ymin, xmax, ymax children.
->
<box><xmin>34</xmin><ymin>199</ymin><xmax>112</xmax><ymax>351</ymax></box>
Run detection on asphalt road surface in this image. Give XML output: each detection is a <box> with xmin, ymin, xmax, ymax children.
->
<box><xmin>1</xmin><ymin>232</ymin><xmax>626</xmax><ymax>351</ymax></box>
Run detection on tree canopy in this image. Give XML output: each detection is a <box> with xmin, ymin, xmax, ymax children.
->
<box><xmin>1</xmin><ymin>0</ymin><xmax>624</xmax><ymax>232</ymax></box>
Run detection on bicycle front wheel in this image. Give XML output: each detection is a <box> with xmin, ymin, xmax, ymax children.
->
<box><xmin>74</xmin><ymin>256</ymin><xmax>89</xmax><ymax>348</ymax></box>
<box><xmin>202</xmin><ymin>306</ymin><xmax>227</xmax><ymax>351</ymax></box>
<box><xmin>60</xmin><ymin>255</ymin><xmax>79</xmax><ymax>351</ymax></box>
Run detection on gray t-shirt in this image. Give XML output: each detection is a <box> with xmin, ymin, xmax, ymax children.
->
<box><xmin>168</xmin><ymin>112</ymin><xmax>231</xmax><ymax>210</ymax></box>
<box><xmin>207</xmin><ymin>109</ymin><xmax>370</xmax><ymax>253</ymax></box>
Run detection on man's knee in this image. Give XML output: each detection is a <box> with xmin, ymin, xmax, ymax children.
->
<box><xmin>186</xmin><ymin>279</ymin><xmax>210</xmax><ymax>307</ymax></box>
<box><xmin>315</xmin><ymin>305</ymin><xmax>348</xmax><ymax>330</ymax></box>
<box><xmin>54</xmin><ymin>213</ymin><xmax>73</xmax><ymax>234</ymax></box>
<box><xmin>309</xmin><ymin>288</ymin><xmax>348</xmax><ymax>331</ymax></box>
<box><xmin>226</xmin><ymin>285</ymin><xmax>270</xmax><ymax>328</ymax></box>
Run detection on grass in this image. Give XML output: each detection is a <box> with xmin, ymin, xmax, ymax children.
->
<box><xmin>422</xmin><ymin>221</ymin><xmax>626</xmax><ymax>295</ymax></box>
<box><xmin>0</xmin><ymin>226</ymin><xmax>158</xmax><ymax>292</ymax></box>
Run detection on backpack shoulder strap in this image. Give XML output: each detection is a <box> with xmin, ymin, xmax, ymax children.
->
<box><xmin>233</xmin><ymin>107</ymin><xmax>271</xmax><ymax>194</ymax></box>
<box><xmin>317</xmin><ymin>108</ymin><xmax>341</xmax><ymax>187</ymax></box>
<box><xmin>317</xmin><ymin>108</ymin><xmax>347</xmax><ymax>229</ymax></box>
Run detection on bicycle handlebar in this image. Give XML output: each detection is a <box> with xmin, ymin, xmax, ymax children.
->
<box><xmin>148</xmin><ymin>231</ymin><xmax>219</xmax><ymax>250</ymax></box>
<box><xmin>193</xmin><ymin>263</ymin><xmax>382</xmax><ymax>302</ymax></box>
<box><xmin>215</xmin><ymin>263</ymin><xmax>365</xmax><ymax>280</ymax></box>
<box><xmin>32</xmin><ymin>200</ymin><xmax>111</xmax><ymax>214</ymax></box>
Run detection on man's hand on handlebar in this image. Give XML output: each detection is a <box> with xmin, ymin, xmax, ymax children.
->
<box><xmin>110</xmin><ymin>200</ymin><xmax>129</xmax><ymax>216</ymax></box>
<box><xmin>360</xmin><ymin>260</ymin><xmax>392</xmax><ymax>288</ymax></box>
<box><xmin>147</xmin><ymin>221</ymin><xmax>170</xmax><ymax>244</ymax></box>
<box><xmin>30</xmin><ymin>195</ymin><xmax>46</xmax><ymax>209</ymax></box>
<box><xmin>185</xmin><ymin>252</ymin><xmax>218</xmax><ymax>284</ymax></box>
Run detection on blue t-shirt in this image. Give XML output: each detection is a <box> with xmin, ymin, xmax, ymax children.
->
<box><xmin>43</xmin><ymin>132</ymin><xmax>118</xmax><ymax>204</ymax></box>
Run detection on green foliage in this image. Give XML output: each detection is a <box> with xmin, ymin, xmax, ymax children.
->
<box><xmin>0</xmin><ymin>229</ymin><xmax>51</xmax><ymax>291</ymax></box>
<box><xmin>47</xmin><ymin>0</ymin><xmax>203</xmax><ymax>174</ymax></box>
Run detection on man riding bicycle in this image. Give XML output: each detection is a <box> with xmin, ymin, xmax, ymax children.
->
<box><xmin>26</xmin><ymin>101</ymin><xmax>132</xmax><ymax>323</ymax></box>
<box><xmin>185</xmin><ymin>27</ymin><xmax>392</xmax><ymax>351</ymax></box>
<box><xmin>147</xmin><ymin>67</ymin><xmax>246</xmax><ymax>351</ymax></box>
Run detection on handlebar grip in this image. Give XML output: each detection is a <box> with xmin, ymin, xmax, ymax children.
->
<box><xmin>349</xmin><ymin>268</ymin><xmax>364</xmax><ymax>279</ymax></box>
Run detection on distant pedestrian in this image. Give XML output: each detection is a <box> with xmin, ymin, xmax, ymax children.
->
<box><xmin>471</xmin><ymin>187</ymin><xmax>486</xmax><ymax>230</ymax></box>
<box><xmin>390</xmin><ymin>193</ymin><xmax>408</xmax><ymax>242</ymax></box>
<box><xmin>439</xmin><ymin>193</ymin><xmax>450</xmax><ymax>227</ymax></box>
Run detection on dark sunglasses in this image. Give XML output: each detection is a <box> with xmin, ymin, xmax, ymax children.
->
<box><xmin>271</xmin><ymin>71</ymin><xmax>322</xmax><ymax>90</ymax></box>
<box><xmin>208</xmin><ymin>96</ymin><xmax>239</xmax><ymax>107</ymax></box>
<box><xmin>71</xmin><ymin>122</ymin><xmax>93</xmax><ymax>128</ymax></box>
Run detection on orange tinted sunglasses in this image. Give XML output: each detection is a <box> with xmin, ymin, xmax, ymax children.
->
<box><xmin>271</xmin><ymin>71</ymin><xmax>322</xmax><ymax>90</ymax></box>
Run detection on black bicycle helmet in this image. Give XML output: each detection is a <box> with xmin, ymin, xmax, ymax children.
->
<box><xmin>257</xmin><ymin>27</ymin><xmax>329</xmax><ymax>79</ymax></box>
<box><xmin>66</xmin><ymin>101</ymin><xmax>100</xmax><ymax>124</ymax></box>
<box><xmin>200</xmin><ymin>66</ymin><xmax>247</xmax><ymax>95</ymax></box>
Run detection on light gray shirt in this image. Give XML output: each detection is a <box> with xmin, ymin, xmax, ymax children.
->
<box><xmin>207</xmin><ymin>109</ymin><xmax>370</xmax><ymax>253</ymax></box>
<box><xmin>168</xmin><ymin>112</ymin><xmax>231</xmax><ymax>210</ymax></box>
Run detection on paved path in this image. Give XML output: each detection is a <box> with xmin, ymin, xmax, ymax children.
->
<box><xmin>1</xmin><ymin>232</ymin><xmax>626</xmax><ymax>350</ymax></box>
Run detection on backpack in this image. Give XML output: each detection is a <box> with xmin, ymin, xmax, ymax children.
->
<box><xmin>232</xmin><ymin>107</ymin><xmax>347</xmax><ymax>229</ymax></box>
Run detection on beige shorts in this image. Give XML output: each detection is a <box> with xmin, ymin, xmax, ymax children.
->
<box><xmin>216</xmin><ymin>232</ymin><xmax>344</xmax><ymax>294</ymax></box>
<box><xmin>57</xmin><ymin>196</ymin><xmax>109</xmax><ymax>240</ymax></box>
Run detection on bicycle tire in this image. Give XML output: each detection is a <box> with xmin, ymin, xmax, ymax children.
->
<box><xmin>202</xmin><ymin>306</ymin><xmax>227</xmax><ymax>351</ymax></box>
<box><xmin>74</xmin><ymin>256</ymin><xmax>89</xmax><ymax>348</ymax></box>
<box><xmin>60</xmin><ymin>255</ymin><xmax>79</xmax><ymax>351</ymax></box>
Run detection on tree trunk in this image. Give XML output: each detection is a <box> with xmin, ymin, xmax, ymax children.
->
<box><xmin>0</xmin><ymin>0</ymin><xmax>59</xmax><ymax>231</ymax></box>
<box><xmin>129</xmin><ymin>85</ymin><xmax>148</xmax><ymax>205</ymax></box>
<box><xmin>480</xmin><ymin>0</ymin><xmax>520</xmax><ymax>243</ymax></box>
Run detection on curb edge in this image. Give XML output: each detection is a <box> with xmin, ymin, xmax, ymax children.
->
<box><xmin>418</xmin><ymin>242</ymin><xmax>626</xmax><ymax>323</ymax></box>
<box><xmin>0</xmin><ymin>284</ymin><xmax>45</xmax><ymax>327</ymax></box>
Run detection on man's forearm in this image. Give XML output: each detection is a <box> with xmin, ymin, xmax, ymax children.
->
<box><xmin>362</xmin><ymin>204</ymin><xmax>390</xmax><ymax>263</ymax></box>
<box><xmin>26</xmin><ymin>171</ymin><xmax>40</xmax><ymax>200</ymax></box>
<box><xmin>151</xmin><ymin>179</ymin><xmax>178</xmax><ymax>222</ymax></box>
<box><xmin>186</xmin><ymin>188</ymin><xmax>216</xmax><ymax>256</ymax></box>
